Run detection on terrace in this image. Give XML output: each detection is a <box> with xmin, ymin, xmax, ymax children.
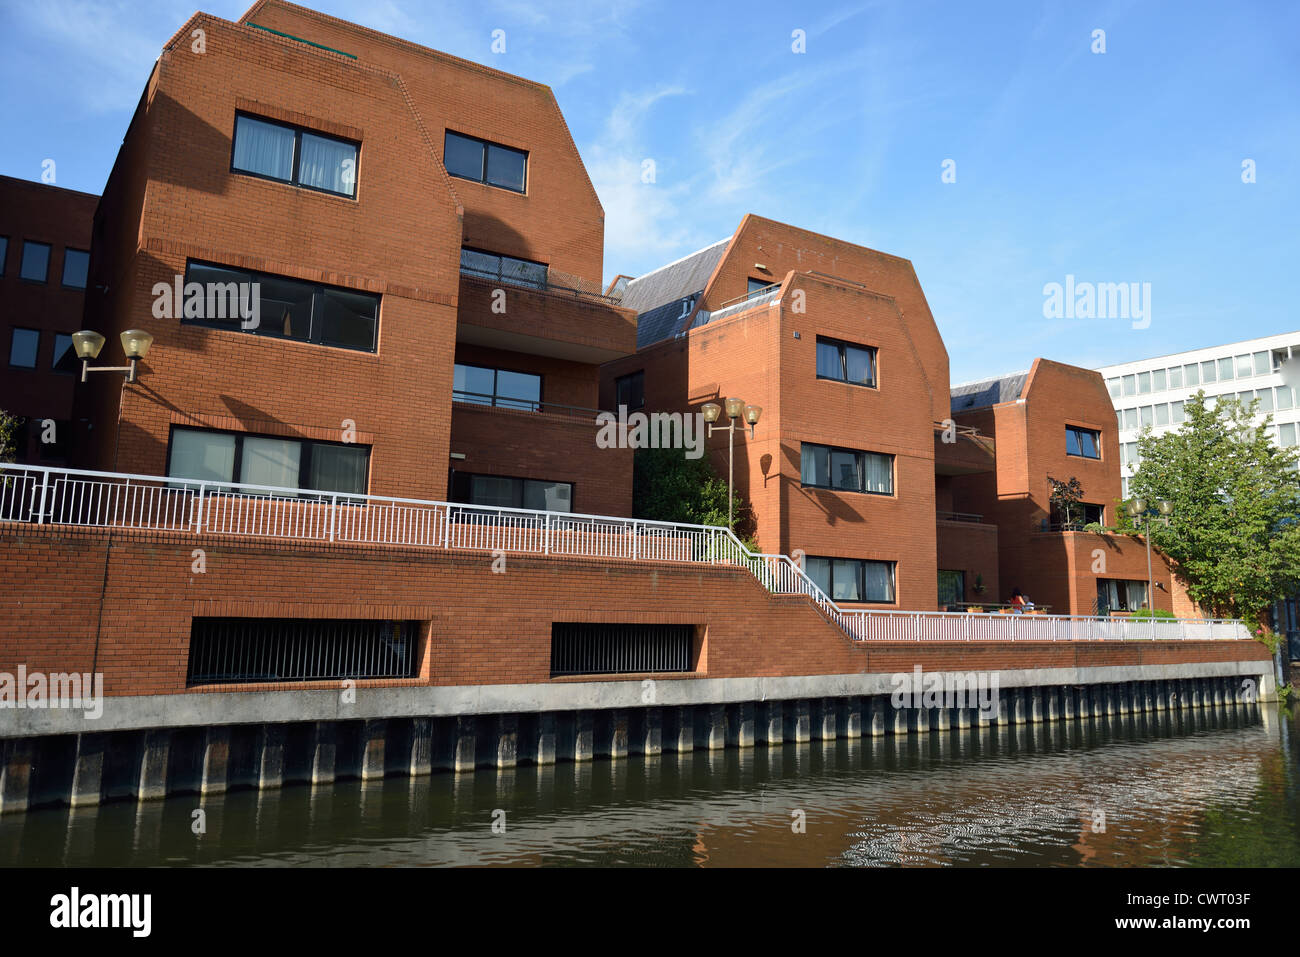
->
<box><xmin>0</xmin><ymin>463</ymin><xmax>1252</xmax><ymax>644</ymax></box>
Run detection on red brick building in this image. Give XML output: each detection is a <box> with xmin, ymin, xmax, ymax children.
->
<box><xmin>949</xmin><ymin>359</ymin><xmax>1175</xmax><ymax>615</ymax></box>
<box><xmin>80</xmin><ymin>0</ymin><xmax>635</xmax><ymax>515</ymax></box>
<box><xmin>0</xmin><ymin>175</ymin><xmax>98</xmax><ymax>464</ymax></box>
<box><xmin>603</xmin><ymin>220</ymin><xmax>1177</xmax><ymax>616</ymax></box>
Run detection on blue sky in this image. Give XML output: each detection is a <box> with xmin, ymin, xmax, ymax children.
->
<box><xmin>2</xmin><ymin>0</ymin><xmax>1296</xmax><ymax>382</ymax></box>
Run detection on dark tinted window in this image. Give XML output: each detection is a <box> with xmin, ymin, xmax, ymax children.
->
<box><xmin>616</xmin><ymin>371</ymin><xmax>645</xmax><ymax>410</ymax></box>
<box><xmin>183</xmin><ymin>261</ymin><xmax>378</xmax><ymax>352</ymax></box>
<box><xmin>1066</xmin><ymin>426</ymin><xmax>1101</xmax><ymax>459</ymax></box>
<box><xmin>460</xmin><ymin>248</ymin><xmax>547</xmax><ymax>289</ymax></box>
<box><xmin>453</xmin><ymin>363</ymin><xmax>541</xmax><ymax>411</ymax></box>
<box><xmin>9</xmin><ymin>328</ymin><xmax>39</xmax><ymax>367</ymax></box>
<box><xmin>20</xmin><ymin>242</ymin><xmax>50</xmax><ymax>282</ymax></box>
<box><xmin>52</xmin><ymin>333</ymin><xmax>77</xmax><ymax>373</ymax></box>
<box><xmin>61</xmin><ymin>249</ymin><xmax>90</xmax><ymax>289</ymax></box>
<box><xmin>816</xmin><ymin>336</ymin><xmax>876</xmax><ymax>387</ymax></box>
<box><xmin>486</xmin><ymin>143</ymin><xmax>527</xmax><ymax>191</ymax></box>
<box><xmin>167</xmin><ymin>426</ymin><xmax>369</xmax><ymax>495</ymax></box>
<box><xmin>0</xmin><ymin>237</ymin><xmax>8</xmax><ymax>276</ymax></box>
<box><xmin>444</xmin><ymin>130</ymin><xmax>527</xmax><ymax>193</ymax></box>
<box><xmin>444</xmin><ymin>131</ymin><xmax>485</xmax><ymax>180</ymax></box>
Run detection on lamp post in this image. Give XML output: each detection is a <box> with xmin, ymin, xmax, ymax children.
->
<box><xmin>700</xmin><ymin>397</ymin><xmax>762</xmax><ymax>530</ymax></box>
<box><xmin>72</xmin><ymin>329</ymin><xmax>154</xmax><ymax>382</ymax></box>
<box><xmin>1126</xmin><ymin>497</ymin><xmax>1173</xmax><ymax>610</ymax></box>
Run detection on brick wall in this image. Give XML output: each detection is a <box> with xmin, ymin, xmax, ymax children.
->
<box><xmin>0</xmin><ymin>526</ymin><xmax>1270</xmax><ymax>698</ymax></box>
<box><xmin>0</xmin><ymin>176</ymin><xmax>98</xmax><ymax>462</ymax></box>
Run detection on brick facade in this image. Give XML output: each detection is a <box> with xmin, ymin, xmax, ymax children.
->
<box><xmin>0</xmin><ymin>176</ymin><xmax>97</xmax><ymax>463</ymax></box>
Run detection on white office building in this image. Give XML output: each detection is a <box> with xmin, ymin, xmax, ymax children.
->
<box><xmin>1097</xmin><ymin>331</ymin><xmax>1300</xmax><ymax>497</ymax></box>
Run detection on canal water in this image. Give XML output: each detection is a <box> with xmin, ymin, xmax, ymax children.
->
<box><xmin>2</xmin><ymin>702</ymin><xmax>1297</xmax><ymax>866</ymax></box>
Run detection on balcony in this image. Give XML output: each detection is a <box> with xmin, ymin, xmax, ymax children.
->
<box><xmin>456</xmin><ymin>270</ymin><xmax>637</xmax><ymax>365</ymax></box>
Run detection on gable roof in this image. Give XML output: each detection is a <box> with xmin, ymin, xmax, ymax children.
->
<box><xmin>950</xmin><ymin>371</ymin><xmax>1028</xmax><ymax>412</ymax></box>
<box><xmin>619</xmin><ymin>238</ymin><xmax>729</xmax><ymax>314</ymax></box>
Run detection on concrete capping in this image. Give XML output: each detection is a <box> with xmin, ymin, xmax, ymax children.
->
<box><xmin>0</xmin><ymin>660</ymin><xmax>1273</xmax><ymax>738</ymax></box>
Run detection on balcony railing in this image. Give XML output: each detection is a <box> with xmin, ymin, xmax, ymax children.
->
<box><xmin>937</xmin><ymin>510</ymin><xmax>985</xmax><ymax>523</ymax></box>
<box><xmin>0</xmin><ymin>463</ymin><xmax>1253</xmax><ymax>644</ymax></box>
<box><xmin>459</xmin><ymin>264</ymin><xmax>620</xmax><ymax>305</ymax></box>
<box><xmin>451</xmin><ymin>390</ymin><xmax>609</xmax><ymax>421</ymax></box>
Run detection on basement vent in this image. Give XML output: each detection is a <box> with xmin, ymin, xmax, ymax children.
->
<box><xmin>550</xmin><ymin>622</ymin><xmax>693</xmax><ymax>677</ymax></box>
<box><xmin>187</xmin><ymin>618</ymin><xmax>421</xmax><ymax>685</ymax></box>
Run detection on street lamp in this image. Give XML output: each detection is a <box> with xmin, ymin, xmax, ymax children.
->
<box><xmin>700</xmin><ymin>398</ymin><xmax>762</xmax><ymax>529</ymax></box>
<box><xmin>73</xmin><ymin>329</ymin><xmax>153</xmax><ymax>383</ymax></box>
<box><xmin>1126</xmin><ymin>497</ymin><xmax>1173</xmax><ymax>610</ymax></box>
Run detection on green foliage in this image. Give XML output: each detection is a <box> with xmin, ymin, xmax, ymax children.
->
<box><xmin>1128</xmin><ymin>608</ymin><xmax>1176</xmax><ymax>620</ymax></box>
<box><xmin>633</xmin><ymin>447</ymin><xmax>756</xmax><ymax>543</ymax></box>
<box><xmin>1122</xmin><ymin>391</ymin><xmax>1300</xmax><ymax>627</ymax></box>
<box><xmin>0</xmin><ymin>410</ymin><xmax>18</xmax><ymax>464</ymax></box>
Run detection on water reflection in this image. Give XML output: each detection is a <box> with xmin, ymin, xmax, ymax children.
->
<box><xmin>2</xmin><ymin>702</ymin><xmax>1295</xmax><ymax>867</ymax></box>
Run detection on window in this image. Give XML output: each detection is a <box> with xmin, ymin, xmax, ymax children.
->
<box><xmin>815</xmin><ymin>337</ymin><xmax>877</xmax><ymax>387</ymax></box>
<box><xmin>449</xmin><ymin>472</ymin><xmax>573</xmax><ymax>512</ymax></box>
<box><xmin>453</xmin><ymin>363</ymin><xmax>542</xmax><ymax>410</ymax></box>
<box><xmin>1066</xmin><ymin>426</ymin><xmax>1101</xmax><ymax>458</ymax></box>
<box><xmin>1168</xmin><ymin>366</ymin><xmax>1183</xmax><ymax>389</ymax></box>
<box><xmin>1236</xmin><ymin>354</ymin><xmax>1253</xmax><ymax>378</ymax></box>
<box><xmin>1123</xmin><ymin>408</ymin><xmax>1138</xmax><ymax>430</ymax></box>
<box><xmin>1218</xmin><ymin>357</ymin><xmax>1234</xmax><ymax>381</ymax></box>
<box><xmin>1280</xmin><ymin>423</ymin><xmax>1297</xmax><ymax>448</ymax></box>
<box><xmin>938</xmin><ymin>570</ymin><xmax>965</xmax><ymax>607</ymax></box>
<box><xmin>1201</xmin><ymin>360</ymin><xmax>1216</xmax><ymax>384</ymax></box>
<box><xmin>1278</xmin><ymin>387</ymin><xmax>1294</xmax><ymax>411</ymax></box>
<box><xmin>615</xmin><ymin>370</ymin><xmax>644</xmax><ymax>411</ymax></box>
<box><xmin>1136</xmin><ymin>371</ymin><xmax>1150</xmax><ymax>394</ymax></box>
<box><xmin>1152</xmin><ymin>368</ymin><xmax>1166</xmax><ymax>391</ymax></box>
<box><xmin>1171</xmin><ymin>400</ymin><xmax>1185</xmax><ymax>424</ymax></box>
<box><xmin>8</xmin><ymin>328</ymin><xmax>39</xmax><ymax>368</ymax></box>
<box><xmin>460</xmin><ymin>248</ymin><xmax>547</xmax><ymax>289</ymax></box>
<box><xmin>20</xmin><ymin>241</ymin><xmax>50</xmax><ymax>282</ymax></box>
<box><xmin>1106</xmin><ymin>378</ymin><xmax>1121</xmax><ymax>399</ymax></box>
<box><xmin>1121</xmin><ymin>374</ymin><xmax>1136</xmax><ymax>397</ymax></box>
<box><xmin>61</xmin><ymin>249</ymin><xmax>89</xmax><ymax>289</ymax></box>
<box><xmin>51</xmin><ymin>333</ymin><xmax>76</xmax><ymax>373</ymax></box>
<box><xmin>167</xmin><ymin>427</ymin><xmax>369</xmax><ymax>495</ymax></box>
<box><xmin>747</xmin><ymin>277</ymin><xmax>774</xmax><ymax>299</ymax></box>
<box><xmin>1052</xmin><ymin>500</ymin><xmax>1103</xmax><ymax>528</ymax></box>
<box><xmin>443</xmin><ymin>131</ymin><xmax>527</xmax><ymax>193</ymax></box>
<box><xmin>800</xmin><ymin>443</ymin><xmax>893</xmax><ymax>494</ymax></box>
<box><xmin>1154</xmin><ymin>403</ymin><xmax>1169</xmax><ymax>426</ymax></box>
<box><xmin>1254</xmin><ymin>351</ymin><xmax>1270</xmax><ymax>376</ymax></box>
<box><xmin>1140</xmin><ymin>406</ymin><xmax>1154</xmax><ymax>428</ymax></box>
<box><xmin>182</xmin><ymin>261</ymin><xmax>378</xmax><ymax>352</ymax></box>
<box><xmin>806</xmin><ymin>557</ymin><xmax>896</xmax><ymax>603</ymax></box>
<box><xmin>0</xmin><ymin>236</ymin><xmax>7</xmax><ymax>276</ymax></box>
<box><xmin>1257</xmin><ymin>388</ymin><xmax>1274</xmax><ymax>412</ymax></box>
<box><xmin>1097</xmin><ymin>578</ymin><xmax>1148</xmax><ymax>613</ymax></box>
<box><xmin>232</xmin><ymin>113</ymin><xmax>358</xmax><ymax>198</ymax></box>
<box><xmin>1184</xmin><ymin>363</ymin><xmax>1200</xmax><ymax>386</ymax></box>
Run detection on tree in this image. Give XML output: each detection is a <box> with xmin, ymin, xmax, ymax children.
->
<box><xmin>0</xmin><ymin>410</ymin><xmax>18</xmax><ymax>464</ymax></box>
<box><xmin>1047</xmin><ymin>475</ymin><xmax>1084</xmax><ymax>527</ymax></box>
<box><xmin>632</xmin><ymin>447</ymin><xmax>756</xmax><ymax>544</ymax></box>
<box><xmin>1120</xmin><ymin>391</ymin><xmax>1300</xmax><ymax>627</ymax></box>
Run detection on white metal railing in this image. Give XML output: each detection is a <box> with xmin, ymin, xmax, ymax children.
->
<box><xmin>0</xmin><ymin>463</ymin><xmax>1253</xmax><ymax>644</ymax></box>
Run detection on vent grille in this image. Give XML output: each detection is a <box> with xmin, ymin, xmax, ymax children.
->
<box><xmin>550</xmin><ymin>622</ymin><xmax>693</xmax><ymax>677</ymax></box>
<box><xmin>187</xmin><ymin>617</ymin><xmax>421</xmax><ymax>685</ymax></box>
